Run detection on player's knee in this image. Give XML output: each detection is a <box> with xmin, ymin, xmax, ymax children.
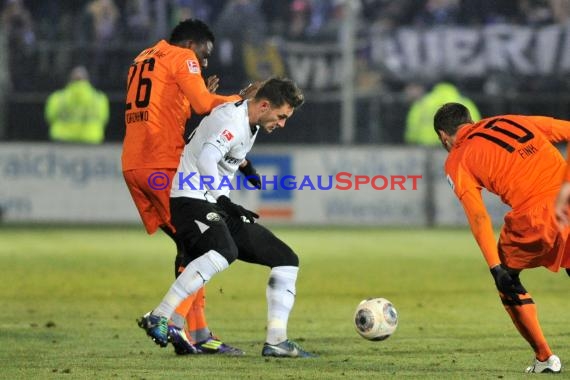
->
<box><xmin>271</xmin><ymin>248</ymin><xmax>299</xmax><ymax>267</ymax></box>
<box><xmin>510</xmin><ymin>272</ymin><xmax>528</xmax><ymax>294</ymax></box>
<box><xmin>174</xmin><ymin>255</ymin><xmax>184</xmax><ymax>278</ymax></box>
<box><xmin>288</xmin><ymin>251</ymin><xmax>299</xmax><ymax>267</ymax></box>
<box><xmin>217</xmin><ymin>240</ymin><xmax>239</xmax><ymax>264</ymax></box>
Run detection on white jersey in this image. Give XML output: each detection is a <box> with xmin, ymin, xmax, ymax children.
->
<box><xmin>171</xmin><ymin>100</ymin><xmax>259</xmax><ymax>201</ymax></box>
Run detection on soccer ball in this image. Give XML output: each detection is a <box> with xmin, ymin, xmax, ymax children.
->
<box><xmin>353</xmin><ymin>297</ymin><xmax>398</xmax><ymax>341</ymax></box>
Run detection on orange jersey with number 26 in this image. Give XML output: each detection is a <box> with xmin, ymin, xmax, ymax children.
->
<box><xmin>121</xmin><ymin>40</ymin><xmax>240</xmax><ymax>171</ymax></box>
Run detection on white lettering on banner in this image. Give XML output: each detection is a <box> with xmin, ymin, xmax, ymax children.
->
<box><xmin>284</xmin><ymin>41</ymin><xmax>361</xmax><ymax>90</ymax></box>
<box><xmin>283</xmin><ymin>24</ymin><xmax>570</xmax><ymax>90</ymax></box>
<box><xmin>425</xmin><ymin>31</ymin><xmax>442</xmax><ymax>76</ymax></box>
<box><xmin>372</xmin><ymin>24</ymin><xmax>570</xmax><ymax>79</ymax></box>
<box><xmin>0</xmin><ymin>150</ymin><xmax>122</xmax><ymax>186</ymax></box>
<box><xmin>445</xmin><ymin>28</ymin><xmax>483</xmax><ymax>76</ymax></box>
<box><xmin>0</xmin><ymin>144</ymin><xmax>137</xmax><ymax>223</ymax></box>
<box><xmin>379</xmin><ymin>26</ymin><xmax>543</xmax><ymax>77</ymax></box>
<box><xmin>560</xmin><ymin>26</ymin><xmax>570</xmax><ymax>70</ymax></box>
<box><xmin>285</xmin><ymin>54</ymin><xmax>342</xmax><ymax>90</ymax></box>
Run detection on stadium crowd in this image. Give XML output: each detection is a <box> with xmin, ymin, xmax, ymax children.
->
<box><xmin>3</xmin><ymin>0</ymin><xmax>570</xmax><ymax>143</ymax></box>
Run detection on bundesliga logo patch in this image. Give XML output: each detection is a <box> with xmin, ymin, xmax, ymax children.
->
<box><xmin>221</xmin><ymin>129</ymin><xmax>234</xmax><ymax>142</ymax></box>
<box><xmin>446</xmin><ymin>174</ymin><xmax>455</xmax><ymax>191</ymax></box>
<box><xmin>186</xmin><ymin>59</ymin><xmax>200</xmax><ymax>73</ymax></box>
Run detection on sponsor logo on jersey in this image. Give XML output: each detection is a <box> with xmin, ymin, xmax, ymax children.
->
<box><xmin>224</xmin><ymin>154</ymin><xmax>241</xmax><ymax>165</ymax></box>
<box><xmin>186</xmin><ymin>59</ymin><xmax>200</xmax><ymax>73</ymax></box>
<box><xmin>221</xmin><ymin>129</ymin><xmax>234</xmax><ymax>142</ymax></box>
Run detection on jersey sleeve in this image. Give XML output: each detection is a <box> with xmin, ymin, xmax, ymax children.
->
<box><xmin>172</xmin><ymin>51</ymin><xmax>241</xmax><ymax>115</ymax></box>
<box><xmin>196</xmin><ymin>143</ymin><xmax>227</xmax><ymax>199</ymax></box>
<box><xmin>201</xmin><ymin>109</ymin><xmax>240</xmax><ymax>158</ymax></box>
<box><xmin>459</xmin><ymin>189</ymin><xmax>501</xmax><ymax>268</ymax></box>
<box><xmin>445</xmin><ymin>156</ymin><xmax>480</xmax><ymax>201</ymax></box>
<box><xmin>445</xmin><ymin>158</ymin><xmax>501</xmax><ymax>267</ymax></box>
<box><xmin>526</xmin><ymin>116</ymin><xmax>570</xmax><ymax>144</ymax></box>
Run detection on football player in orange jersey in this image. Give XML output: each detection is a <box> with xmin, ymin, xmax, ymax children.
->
<box><xmin>434</xmin><ymin>102</ymin><xmax>570</xmax><ymax>373</ymax></box>
<box><xmin>122</xmin><ymin>19</ymin><xmax>258</xmax><ymax>355</ymax></box>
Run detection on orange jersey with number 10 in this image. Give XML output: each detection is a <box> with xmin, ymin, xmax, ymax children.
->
<box><xmin>121</xmin><ymin>39</ymin><xmax>240</xmax><ymax>171</ymax></box>
<box><xmin>445</xmin><ymin>115</ymin><xmax>570</xmax><ymax>268</ymax></box>
<box><xmin>446</xmin><ymin>115</ymin><xmax>570</xmax><ymax>209</ymax></box>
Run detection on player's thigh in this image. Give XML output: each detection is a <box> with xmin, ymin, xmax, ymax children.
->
<box><xmin>232</xmin><ymin>222</ymin><xmax>299</xmax><ymax>268</ymax></box>
<box><xmin>123</xmin><ymin>169</ymin><xmax>175</xmax><ymax>233</ymax></box>
<box><xmin>500</xmin><ymin>202</ymin><xmax>564</xmax><ymax>270</ymax></box>
<box><xmin>170</xmin><ymin>197</ymin><xmax>238</xmax><ymax>265</ymax></box>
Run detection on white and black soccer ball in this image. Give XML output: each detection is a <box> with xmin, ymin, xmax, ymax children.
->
<box><xmin>354</xmin><ymin>297</ymin><xmax>398</xmax><ymax>341</ymax></box>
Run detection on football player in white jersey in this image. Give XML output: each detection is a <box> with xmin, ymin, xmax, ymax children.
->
<box><xmin>138</xmin><ymin>78</ymin><xmax>315</xmax><ymax>358</ymax></box>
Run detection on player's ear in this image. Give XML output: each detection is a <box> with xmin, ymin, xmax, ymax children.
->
<box><xmin>259</xmin><ymin>100</ymin><xmax>271</xmax><ymax>112</ymax></box>
<box><xmin>437</xmin><ymin>130</ymin><xmax>451</xmax><ymax>150</ymax></box>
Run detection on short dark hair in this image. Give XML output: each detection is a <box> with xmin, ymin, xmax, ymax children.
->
<box><xmin>169</xmin><ymin>19</ymin><xmax>215</xmax><ymax>44</ymax></box>
<box><xmin>433</xmin><ymin>102</ymin><xmax>472</xmax><ymax>135</ymax></box>
<box><xmin>255</xmin><ymin>77</ymin><xmax>304</xmax><ymax>109</ymax></box>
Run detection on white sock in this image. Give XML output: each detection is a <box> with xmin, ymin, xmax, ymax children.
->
<box><xmin>266</xmin><ymin>266</ymin><xmax>298</xmax><ymax>345</ymax></box>
<box><xmin>170</xmin><ymin>313</ymin><xmax>185</xmax><ymax>329</ymax></box>
<box><xmin>153</xmin><ymin>250</ymin><xmax>229</xmax><ymax>318</ymax></box>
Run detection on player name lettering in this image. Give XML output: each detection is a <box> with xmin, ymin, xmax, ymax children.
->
<box><xmin>126</xmin><ymin>110</ymin><xmax>149</xmax><ymax>124</ymax></box>
<box><xmin>138</xmin><ymin>48</ymin><xmax>166</xmax><ymax>59</ymax></box>
<box><xmin>518</xmin><ymin>143</ymin><xmax>538</xmax><ymax>159</ymax></box>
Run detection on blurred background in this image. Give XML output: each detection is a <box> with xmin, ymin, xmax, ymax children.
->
<box><xmin>1</xmin><ymin>0</ymin><xmax>568</xmax><ymax>226</ymax></box>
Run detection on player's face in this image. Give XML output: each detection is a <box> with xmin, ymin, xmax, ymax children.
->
<box><xmin>191</xmin><ymin>40</ymin><xmax>214</xmax><ymax>69</ymax></box>
<box><xmin>257</xmin><ymin>101</ymin><xmax>294</xmax><ymax>134</ymax></box>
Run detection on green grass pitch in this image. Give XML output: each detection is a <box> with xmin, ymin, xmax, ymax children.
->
<box><xmin>1</xmin><ymin>226</ymin><xmax>569</xmax><ymax>379</ymax></box>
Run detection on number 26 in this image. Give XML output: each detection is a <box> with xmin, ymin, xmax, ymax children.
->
<box><xmin>126</xmin><ymin>57</ymin><xmax>155</xmax><ymax>110</ymax></box>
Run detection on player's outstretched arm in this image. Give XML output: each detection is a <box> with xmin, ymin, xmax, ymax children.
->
<box><xmin>238</xmin><ymin>81</ymin><xmax>262</xmax><ymax>99</ymax></box>
<box><xmin>179</xmin><ymin>71</ymin><xmax>240</xmax><ymax>115</ymax></box>
<box><xmin>206</xmin><ymin>75</ymin><xmax>220</xmax><ymax>93</ymax></box>
<box><xmin>460</xmin><ymin>190</ymin><xmax>501</xmax><ymax>268</ymax></box>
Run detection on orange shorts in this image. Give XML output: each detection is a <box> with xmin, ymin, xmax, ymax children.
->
<box><xmin>123</xmin><ymin>168</ymin><xmax>176</xmax><ymax>234</ymax></box>
<box><xmin>499</xmin><ymin>200</ymin><xmax>570</xmax><ymax>272</ymax></box>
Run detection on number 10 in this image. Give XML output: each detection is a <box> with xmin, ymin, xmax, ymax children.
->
<box><xmin>467</xmin><ymin>118</ymin><xmax>534</xmax><ymax>152</ymax></box>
